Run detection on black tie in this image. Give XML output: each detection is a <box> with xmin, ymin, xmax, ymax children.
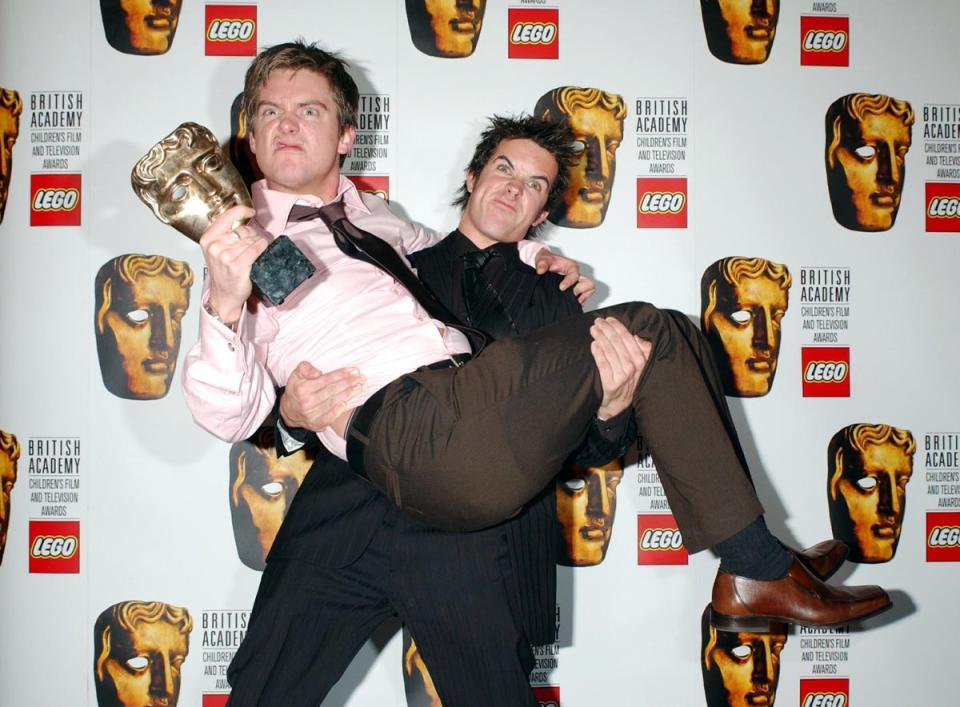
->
<box><xmin>461</xmin><ymin>248</ymin><xmax>518</xmax><ymax>340</ymax></box>
<box><xmin>288</xmin><ymin>202</ymin><xmax>488</xmax><ymax>354</ymax></box>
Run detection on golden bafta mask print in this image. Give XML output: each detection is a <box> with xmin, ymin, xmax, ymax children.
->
<box><xmin>132</xmin><ymin>122</ymin><xmax>252</xmax><ymax>243</ymax></box>
<box><xmin>0</xmin><ymin>430</ymin><xmax>20</xmax><ymax>565</ymax></box>
<box><xmin>700</xmin><ymin>0</ymin><xmax>780</xmax><ymax>64</ymax></box>
<box><xmin>94</xmin><ymin>254</ymin><xmax>193</xmax><ymax>400</ymax></box>
<box><xmin>100</xmin><ymin>0</ymin><xmax>182</xmax><ymax>55</ymax></box>
<box><xmin>229</xmin><ymin>92</ymin><xmax>262</xmax><ymax>189</ymax></box>
<box><xmin>825</xmin><ymin>93</ymin><xmax>914</xmax><ymax>232</ymax></box>
<box><xmin>405</xmin><ymin>0</ymin><xmax>486</xmax><ymax>58</ymax></box>
<box><xmin>93</xmin><ymin>600</ymin><xmax>192</xmax><ymax>707</ymax></box>
<box><xmin>701</xmin><ymin>257</ymin><xmax>791</xmax><ymax>398</ymax></box>
<box><xmin>534</xmin><ymin>87</ymin><xmax>625</xmax><ymax>229</ymax></box>
<box><xmin>701</xmin><ymin>606</ymin><xmax>787</xmax><ymax>707</ymax></box>
<box><xmin>556</xmin><ymin>459</ymin><xmax>624</xmax><ymax>566</ymax></box>
<box><xmin>229</xmin><ymin>426</ymin><xmax>313</xmax><ymax>571</ymax></box>
<box><xmin>0</xmin><ymin>88</ymin><xmax>23</xmax><ymax>225</ymax></box>
<box><xmin>828</xmin><ymin>423</ymin><xmax>915</xmax><ymax>563</ymax></box>
<box><xmin>402</xmin><ymin>628</ymin><xmax>443</xmax><ymax>707</ymax></box>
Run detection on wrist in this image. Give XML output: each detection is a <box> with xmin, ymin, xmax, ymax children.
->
<box><xmin>204</xmin><ymin>300</ymin><xmax>240</xmax><ymax>331</ymax></box>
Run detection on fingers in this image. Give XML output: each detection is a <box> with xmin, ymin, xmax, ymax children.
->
<box><xmin>591</xmin><ymin>317</ymin><xmax>651</xmax><ymax>380</ymax></box>
<box><xmin>200</xmin><ymin>205</ymin><xmax>256</xmax><ymax>248</ymax></box>
<box><xmin>556</xmin><ymin>265</ymin><xmax>579</xmax><ymax>291</ymax></box>
<box><xmin>573</xmin><ymin>276</ymin><xmax>597</xmax><ymax>304</ymax></box>
<box><xmin>282</xmin><ymin>364</ymin><xmax>365</xmax><ymax>432</ymax></box>
<box><xmin>591</xmin><ymin>317</ymin><xmax>651</xmax><ymax>420</ymax></box>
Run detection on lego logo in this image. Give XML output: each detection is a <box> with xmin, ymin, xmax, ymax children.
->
<box><xmin>639</xmin><ymin>528</ymin><xmax>683</xmax><ymax>550</ymax></box>
<box><xmin>802</xmin><ymin>694</ymin><xmax>847</xmax><ymax>707</ymax></box>
<box><xmin>32</xmin><ymin>188</ymin><xmax>79</xmax><ymax>211</ymax></box>
<box><xmin>803</xmin><ymin>30</ymin><xmax>847</xmax><ymax>51</ymax></box>
<box><xmin>207</xmin><ymin>19</ymin><xmax>255</xmax><ymax>41</ymax></box>
<box><xmin>510</xmin><ymin>22</ymin><xmax>557</xmax><ymax>45</ymax></box>
<box><xmin>803</xmin><ymin>361</ymin><xmax>848</xmax><ymax>383</ymax></box>
<box><xmin>638</xmin><ymin>191</ymin><xmax>685</xmax><ymax>214</ymax></box>
<box><xmin>928</xmin><ymin>525</ymin><xmax>960</xmax><ymax>547</ymax></box>
<box><xmin>928</xmin><ymin>197</ymin><xmax>960</xmax><ymax>218</ymax></box>
<box><xmin>30</xmin><ymin>535</ymin><xmax>78</xmax><ymax>559</ymax></box>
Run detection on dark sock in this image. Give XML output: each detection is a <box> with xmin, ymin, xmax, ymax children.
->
<box><xmin>714</xmin><ymin>517</ymin><xmax>793</xmax><ymax>580</ymax></box>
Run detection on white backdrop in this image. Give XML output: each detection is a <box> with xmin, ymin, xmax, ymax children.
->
<box><xmin>1</xmin><ymin>1</ymin><xmax>958</xmax><ymax>705</ymax></box>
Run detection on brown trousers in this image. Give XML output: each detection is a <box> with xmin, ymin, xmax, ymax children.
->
<box><xmin>360</xmin><ymin>302</ymin><xmax>764</xmax><ymax>553</ymax></box>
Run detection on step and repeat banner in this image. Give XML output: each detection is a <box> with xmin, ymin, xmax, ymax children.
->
<box><xmin>1</xmin><ymin>1</ymin><xmax>958</xmax><ymax>705</ymax></box>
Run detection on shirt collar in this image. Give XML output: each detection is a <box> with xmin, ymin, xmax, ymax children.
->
<box><xmin>251</xmin><ymin>176</ymin><xmax>372</xmax><ymax>235</ymax></box>
<box><xmin>447</xmin><ymin>229</ymin><xmax>521</xmax><ymax>262</ymax></box>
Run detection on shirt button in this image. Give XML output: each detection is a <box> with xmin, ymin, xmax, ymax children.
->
<box><xmin>227</xmin><ymin>343</ymin><xmax>235</xmax><ymax>352</ymax></box>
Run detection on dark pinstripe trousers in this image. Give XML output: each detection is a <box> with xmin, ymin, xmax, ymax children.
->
<box><xmin>226</xmin><ymin>510</ymin><xmax>540</xmax><ymax>707</ymax></box>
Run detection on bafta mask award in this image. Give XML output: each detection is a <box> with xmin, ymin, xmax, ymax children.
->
<box><xmin>131</xmin><ymin>122</ymin><xmax>315</xmax><ymax>305</ymax></box>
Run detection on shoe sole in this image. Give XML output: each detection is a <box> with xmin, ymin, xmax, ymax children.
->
<box><xmin>708</xmin><ymin>599</ymin><xmax>893</xmax><ymax>632</ymax></box>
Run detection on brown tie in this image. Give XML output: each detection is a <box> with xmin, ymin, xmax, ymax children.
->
<box><xmin>288</xmin><ymin>202</ymin><xmax>487</xmax><ymax>353</ymax></box>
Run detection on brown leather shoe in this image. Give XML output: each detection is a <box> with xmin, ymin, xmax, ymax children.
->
<box><xmin>794</xmin><ymin>539</ymin><xmax>848</xmax><ymax>581</ymax></box>
<box><xmin>711</xmin><ymin>557</ymin><xmax>891</xmax><ymax>631</ymax></box>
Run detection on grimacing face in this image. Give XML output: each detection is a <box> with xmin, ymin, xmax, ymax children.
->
<box><xmin>407</xmin><ymin>0</ymin><xmax>486</xmax><ymax>58</ymax></box>
<box><xmin>0</xmin><ymin>90</ymin><xmax>21</xmax><ymax>224</ymax></box>
<box><xmin>702</xmin><ymin>0</ymin><xmax>780</xmax><ymax>64</ymax></box>
<box><xmin>827</xmin><ymin>110</ymin><xmax>912</xmax><ymax>232</ymax></box>
<box><xmin>703</xmin><ymin>268</ymin><xmax>789</xmax><ymax>398</ymax></box>
<box><xmin>403</xmin><ymin>631</ymin><xmax>442</xmax><ymax>707</ymax></box>
<box><xmin>95</xmin><ymin>257</ymin><xmax>191</xmax><ymax>400</ymax></box>
<box><xmin>0</xmin><ymin>439</ymin><xmax>18</xmax><ymax>565</ymax></box>
<box><xmin>555</xmin><ymin>103</ymin><xmax>623</xmax><ymax>228</ymax></box>
<box><xmin>97</xmin><ymin>615</ymin><xmax>189</xmax><ymax>707</ymax></box>
<box><xmin>556</xmin><ymin>460</ymin><xmax>624</xmax><ymax>566</ymax></box>
<box><xmin>229</xmin><ymin>433</ymin><xmax>312</xmax><ymax>570</ymax></box>
<box><xmin>831</xmin><ymin>439</ymin><xmax>913</xmax><ymax>563</ymax></box>
<box><xmin>702</xmin><ymin>613</ymin><xmax>787</xmax><ymax>707</ymax></box>
<box><xmin>101</xmin><ymin>0</ymin><xmax>182</xmax><ymax>55</ymax></box>
<box><xmin>132</xmin><ymin>123</ymin><xmax>251</xmax><ymax>243</ymax></box>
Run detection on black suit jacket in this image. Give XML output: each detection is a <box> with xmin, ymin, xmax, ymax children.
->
<box><xmin>269</xmin><ymin>231</ymin><xmax>631</xmax><ymax>645</ymax></box>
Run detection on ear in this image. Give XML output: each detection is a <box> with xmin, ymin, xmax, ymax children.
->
<box><xmin>247</xmin><ymin>127</ymin><xmax>257</xmax><ymax>156</ymax></box>
<box><xmin>338</xmin><ymin>124</ymin><xmax>356</xmax><ymax>156</ymax></box>
<box><xmin>96</xmin><ymin>278</ymin><xmax>113</xmax><ymax>334</ymax></box>
<box><xmin>531</xmin><ymin>209</ymin><xmax>549</xmax><ymax>228</ymax></box>
<box><xmin>466</xmin><ymin>170</ymin><xmax>476</xmax><ymax>194</ymax></box>
<box><xmin>231</xmin><ymin>450</ymin><xmax>247</xmax><ymax>507</ymax></box>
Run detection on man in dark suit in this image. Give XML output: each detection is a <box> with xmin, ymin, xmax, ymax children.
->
<box><xmin>219</xmin><ymin>62</ymin><xmax>637</xmax><ymax>707</ymax></box>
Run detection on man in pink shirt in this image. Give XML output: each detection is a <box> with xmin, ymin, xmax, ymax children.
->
<box><xmin>183</xmin><ymin>40</ymin><xmax>892</xmax><ymax>704</ymax></box>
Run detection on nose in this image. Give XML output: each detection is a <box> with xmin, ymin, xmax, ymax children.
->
<box><xmin>504</xmin><ymin>178</ymin><xmax>522</xmax><ymax>196</ymax></box>
<box><xmin>875</xmin><ymin>143</ymin><xmax>900</xmax><ymax>188</ymax></box>
<box><xmin>585</xmin><ymin>473</ymin><xmax>609</xmax><ymax>521</ymax></box>
<box><xmin>876</xmin><ymin>472</ymin><xmax>900</xmax><ymax>517</ymax></box>
<box><xmin>277</xmin><ymin>112</ymin><xmax>300</xmax><ymax>134</ymax></box>
<box><xmin>751</xmin><ymin>641</ymin><xmax>773</xmax><ymax>686</ymax></box>
<box><xmin>149</xmin><ymin>656</ymin><xmax>175</xmax><ymax>699</ymax></box>
<box><xmin>148</xmin><ymin>307</ymin><xmax>176</xmax><ymax>352</ymax></box>
<box><xmin>187</xmin><ymin>168</ymin><xmax>221</xmax><ymax>202</ymax></box>
<box><xmin>751</xmin><ymin>309</ymin><xmax>775</xmax><ymax>351</ymax></box>
<box><xmin>584</xmin><ymin>136</ymin><xmax>611</xmax><ymax>185</ymax></box>
<box><xmin>751</xmin><ymin>0</ymin><xmax>773</xmax><ymax>21</ymax></box>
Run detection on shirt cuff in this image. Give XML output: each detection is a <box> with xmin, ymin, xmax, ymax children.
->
<box><xmin>276</xmin><ymin>417</ymin><xmax>307</xmax><ymax>453</ymax></box>
<box><xmin>594</xmin><ymin>408</ymin><xmax>630</xmax><ymax>442</ymax></box>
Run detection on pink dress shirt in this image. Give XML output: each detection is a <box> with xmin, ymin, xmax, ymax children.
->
<box><xmin>181</xmin><ymin>176</ymin><xmax>546</xmax><ymax>459</ymax></box>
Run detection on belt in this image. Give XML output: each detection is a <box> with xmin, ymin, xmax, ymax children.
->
<box><xmin>345</xmin><ymin>353</ymin><xmax>472</xmax><ymax>478</ymax></box>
